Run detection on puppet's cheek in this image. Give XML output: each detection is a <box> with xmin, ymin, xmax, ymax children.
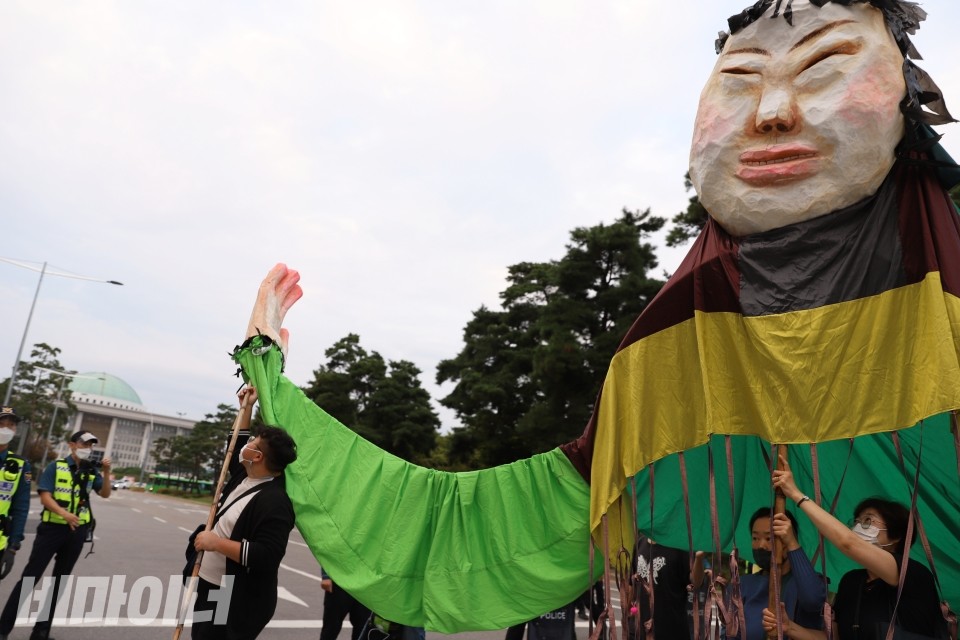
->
<box><xmin>809</xmin><ymin>65</ymin><xmax>904</xmax><ymax>211</ymax></box>
<box><xmin>689</xmin><ymin>95</ymin><xmax>750</xmax><ymax>205</ymax></box>
<box><xmin>831</xmin><ymin>65</ymin><xmax>905</xmax><ymax>139</ymax></box>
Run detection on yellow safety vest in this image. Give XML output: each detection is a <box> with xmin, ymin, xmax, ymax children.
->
<box><xmin>0</xmin><ymin>453</ymin><xmax>25</xmax><ymax>551</ymax></box>
<box><xmin>41</xmin><ymin>460</ymin><xmax>94</xmax><ymax>526</ymax></box>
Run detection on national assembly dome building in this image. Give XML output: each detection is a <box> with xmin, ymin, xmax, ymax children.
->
<box><xmin>63</xmin><ymin>372</ymin><xmax>195</xmax><ymax>472</ymax></box>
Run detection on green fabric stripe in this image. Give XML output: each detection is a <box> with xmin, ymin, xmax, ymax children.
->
<box><xmin>631</xmin><ymin>419</ymin><xmax>960</xmax><ymax>611</ymax></box>
<box><xmin>234</xmin><ymin>339</ymin><xmax>596</xmax><ymax>633</ymax></box>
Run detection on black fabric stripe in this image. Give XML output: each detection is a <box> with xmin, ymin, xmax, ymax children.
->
<box><xmin>738</xmin><ymin>173</ymin><xmax>907</xmax><ymax>317</ymax></box>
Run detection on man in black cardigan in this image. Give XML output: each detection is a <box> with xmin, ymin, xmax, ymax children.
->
<box><xmin>192</xmin><ymin>387</ymin><xmax>297</xmax><ymax>640</ymax></box>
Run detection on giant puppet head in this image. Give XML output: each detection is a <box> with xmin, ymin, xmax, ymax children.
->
<box><xmin>688</xmin><ymin>0</ymin><xmax>952</xmax><ymax>236</ymax></box>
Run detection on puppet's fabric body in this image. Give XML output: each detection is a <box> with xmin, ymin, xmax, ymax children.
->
<box><xmin>562</xmin><ymin>156</ymin><xmax>960</xmax><ymax>521</ymax></box>
<box><xmin>234</xmin><ymin>340</ymin><xmax>594</xmax><ymax>633</ymax></box>
<box><xmin>561</xmin><ymin>154</ymin><xmax>960</xmax><ymax>608</ymax></box>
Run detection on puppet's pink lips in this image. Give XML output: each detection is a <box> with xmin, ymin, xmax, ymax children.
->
<box><xmin>737</xmin><ymin>145</ymin><xmax>820</xmax><ymax>186</ymax></box>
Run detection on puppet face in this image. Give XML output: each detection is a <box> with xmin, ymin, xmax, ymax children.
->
<box><xmin>689</xmin><ymin>1</ymin><xmax>906</xmax><ymax>236</ymax></box>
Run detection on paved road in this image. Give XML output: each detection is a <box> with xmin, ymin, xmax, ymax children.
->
<box><xmin>0</xmin><ymin>489</ymin><xmax>613</xmax><ymax>640</ymax></box>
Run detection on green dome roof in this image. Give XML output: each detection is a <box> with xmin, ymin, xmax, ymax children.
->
<box><xmin>69</xmin><ymin>373</ymin><xmax>143</xmax><ymax>406</ymax></box>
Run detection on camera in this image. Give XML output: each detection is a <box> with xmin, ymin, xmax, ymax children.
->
<box><xmin>82</xmin><ymin>450</ymin><xmax>104</xmax><ymax>470</ymax></box>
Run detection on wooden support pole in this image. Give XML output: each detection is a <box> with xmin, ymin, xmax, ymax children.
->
<box><xmin>768</xmin><ymin>444</ymin><xmax>787</xmax><ymax>638</ymax></box>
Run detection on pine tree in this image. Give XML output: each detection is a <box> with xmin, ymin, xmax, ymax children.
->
<box><xmin>302</xmin><ymin>335</ymin><xmax>440</xmax><ymax>464</ymax></box>
<box><xmin>438</xmin><ymin>208</ymin><xmax>665</xmax><ymax>467</ymax></box>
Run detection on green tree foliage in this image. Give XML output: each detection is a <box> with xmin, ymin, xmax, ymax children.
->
<box><xmin>153</xmin><ymin>436</ymin><xmax>188</xmax><ymax>476</ymax></box>
<box><xmin>665</xmin><ymin>173</ymin><xmax>709</xmax><ymax>248</ymax></box>
<box><xmin>435</xmin><ymin>306</ymin><xmax>538</xmax><ymax>467</ymax></box>
<box><xmin>303</xmin><ymin>335</ymin><xmax>386</xmax><ymax>429</ymax></box>
<box><xmin>0</xmin><ymin>343</ymin><xmax>77</xmax><ymax>464</ymax></box>
<box><xmin>417</xmin><ymin>433</ymin><xmax>469</xmax><ymax>472</ymax></box>
<box><xmin>951</xmin><ymin>184</ymin><xmax>960</xmax><ymax>211</ymax></box>
<box><xmin>438</xmin><ymin>208</ymin><xmax>666</xmax><ymax>467</ymax></box>
<box><xmin>152</xmin><ymin>404</ymin><xmax>238</xmax><ymax>481</ymax></box>
<box><xmin>302</xmin><ymin>335</ymin><xmax>440</xmax><ymax>464</ymax></box>
<box><xmin>191</xmin><ymin>404</ymin><xmax>240</xmax><ymax>478</ymax></box>
<box><xmin>110</xmin><ymin>465</ymin><xmax>142</xmax><ymax>477</ymax></box>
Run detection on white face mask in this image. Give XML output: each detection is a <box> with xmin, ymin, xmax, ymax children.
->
<box><xmin>0</xmin><ymin>428</ymin><xmax>15</xmax><ymax>446</ymax></box>
<box><xmin>238</xmin><ymin>443</ymin><xmax>258</xmax><ymax>466</ymax></box>
<box><xmin>852</xmin><ymin>521</ymin><xmax>881</xmax><ymax>544</ymax></box>
<box><xmin>74</xmin><ymin>448</ymin><xmax>92</xmax><ymax>461</ymax></box>
<box><xmin>851</xmin><ymin>520</ymin><xmax>895</xmax><ymax>548</ymax></box>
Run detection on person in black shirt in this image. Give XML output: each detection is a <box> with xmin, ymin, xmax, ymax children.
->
<box><xmin>628</xmin><ymin>538</ymin><xmax>703</xmax><ymax>640</ymax></box>
<box><xmin>766</xmin><ymin>454</ymin><xmax>947</xmax><ymax>640</ymax></box>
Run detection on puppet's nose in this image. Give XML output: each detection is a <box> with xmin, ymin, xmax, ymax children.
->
<box><xmin>755</xmin><ymin>86</ymin><xmax>797</xmax><ymax>134</ymax></box>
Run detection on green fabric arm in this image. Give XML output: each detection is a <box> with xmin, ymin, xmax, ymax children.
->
<box><xmin>233</xmin><ymin>337</ymin><xmax>596</xmax><ymax>633</ymax></box>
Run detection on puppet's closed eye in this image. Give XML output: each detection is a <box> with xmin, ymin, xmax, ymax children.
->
<box><xmin>721</xmin><ymin>67</ymin><xmax>760</xmax><ymax>76</ymax></box>
<box><xmin>800</xmin><ymin>42</ymin><xmax>861</xmax><ymax>73</ymax></box>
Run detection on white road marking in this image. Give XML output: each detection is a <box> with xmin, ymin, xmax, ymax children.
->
<box><xmin>279</xmin><ymin>562</ymin><xmax>322</xmax><ymax>582</ymax></box>
<box><xmin>264</xmin><ymin>620</ymin><xmax>324</xmax><ymax>628</ymax></box>
<box><xmin>276</xmin><ymin>586</ymin><xmax>309</xmax><ymax>607</ymax></box>
<box><xmin>153</xmin><ymin>517</ymin><xmax>167</xmax><ymax>523</ymax></box>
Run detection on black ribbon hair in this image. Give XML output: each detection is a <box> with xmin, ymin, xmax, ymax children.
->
<box><xmin>714</xmin><ymin>0</ymin><xmax>954</xmax><ymax>128</ymax></box>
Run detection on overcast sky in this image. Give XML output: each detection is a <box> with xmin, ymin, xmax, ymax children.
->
<box><xmin>2</xmin><ymin>1</ymin><xmax>959</xmax><ymax>429</ymax></box>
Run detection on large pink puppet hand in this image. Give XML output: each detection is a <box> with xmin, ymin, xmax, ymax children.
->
<box><xmin>246</xmin><ymin>263</ymin><xmax>303</xmax><ymax>359</ymax></box>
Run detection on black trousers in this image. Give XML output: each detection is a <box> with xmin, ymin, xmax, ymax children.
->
<box><xmin>191</xmin><ymin>577</ymin><xmax>260</xmax><ymax>640</ymax></box>
<box><xmin>0</xmin><ymin>521</ymin><xmax>88</xmax><ymax>637</ymax></box>
<box><xmin>504</xmin><ymin>622</ymin><xmax>526</xmax><ymax>640</ymax></box>
<box><xmin>319</xmin><ymin>583</ymin><xmax>371</xmax><ymax>640</ymax></box>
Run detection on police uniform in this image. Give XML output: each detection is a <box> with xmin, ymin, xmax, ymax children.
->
<box><xmin>0</xmin><ymin>408</ymin><xmax>30</xmax><ymax>558</ymax></box>
<box><xmin>0</xmin><ymin>450</ymin><xmax>31</xmax><ymax>554</ymax></box>
<box><xmin>0</xmin><ymin>452</ymin><xmax>103</xmax><ymax>640</ymax></box>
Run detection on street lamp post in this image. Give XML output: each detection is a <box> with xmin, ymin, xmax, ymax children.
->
<box><xmin>3</xmin><ymin>261</ymin><xmax>47</xmax><ymax>408</ymax></box>
<box><xmin>138</xmin><ymin>413</ymin><xmax>155</xmax><ymax>486</ymax></box>
<box><xmin>1</xmin><ymin>257</ymin><xmax>123</xmax><ymax>408</ymax></box>
<box><xmin>38</xmin><ymin>375</ymin><xmax>67</xmax><ymax>465</ymax></box>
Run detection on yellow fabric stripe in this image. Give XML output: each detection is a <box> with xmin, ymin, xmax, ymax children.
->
<box><xmin>590</xmin><ymin>272</ymin><xmax>960</xmax><ymax>533</ymax></box>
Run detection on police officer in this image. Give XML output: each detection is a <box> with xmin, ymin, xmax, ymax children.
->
<box><xmin>0</xmin><ymin>408</ymin><xmax>31</xmax><ymax>580</ymax></box>
<box><xmin>0</xmin><ymin>430</ymin><xmax>111</xmax><ymax>640</ymax></box>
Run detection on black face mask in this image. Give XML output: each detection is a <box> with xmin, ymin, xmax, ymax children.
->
<box><xmin>753</xmin><ymin>548</ymin><xmax>772</xmax><ymax>571</ymax></box>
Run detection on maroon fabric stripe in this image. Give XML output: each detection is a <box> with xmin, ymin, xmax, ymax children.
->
<box><xmin>614</xmin><ymin>218</ymin><xmax>741</xmax><ymax>353</ymax></box>
<box><xmin>561</xmin><ymin>394</ymin><xmax>600</xmax><ymax>480</ymax></box>
<box><xmin>897</xmin><ymin>158</ymin><xmax>960</xmax><ymax>297</ymax></box>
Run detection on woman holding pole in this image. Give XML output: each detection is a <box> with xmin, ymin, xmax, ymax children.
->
<box><xmin>763</xmin><ymin>454</ymin><xmax>947</xmax><ymax>640</ymax></box>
